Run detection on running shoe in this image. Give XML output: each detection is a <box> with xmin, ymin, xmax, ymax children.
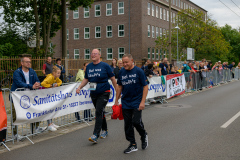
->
<box><xmin>52</xmin><ymin>123</ymin><xmax>60</xmax><ymax>129</ymax></box>
<box><xmin>141</xmin><ymin>133</ymin><xmax>148</xmax><ymax>149</ymax></box>
<box><xmin>124</xmin><ymin>144</ymin><xmax>138</xmax><ymax>154</ymax></box>
<box><xmin>48</xmin><ymin>124</ymin><xmax>57</xmax><ymax>131</ymax></box>
<box><xmin>89</xmin><ymin>134</ymin><xmax>98</xmax><ymax>143</ymax></box>
<box><xmin>36</xmin><ymin>126</ymin><xmax>47</xmax><ymax>133</ymax></box>
<box><xmin>100</xmin><ymin>130</ymin><xmax>108</xmax><ymax>139</ymax></box>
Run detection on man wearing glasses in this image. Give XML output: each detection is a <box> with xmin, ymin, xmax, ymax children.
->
<box><xmin>76</xmin><ymin>49</ymin><xmax>117</xmax><ymax>143</ymax></box>
<box><xmin>11</xmin><ymin>56</ymin><xmax>41</xmax><ymax>140</ymax></box>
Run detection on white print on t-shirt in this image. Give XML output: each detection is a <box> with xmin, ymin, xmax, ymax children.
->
<box><xmin>122</xmin><ymin>79</ymin><xmax>136</xmax><ymax>85</ymax></box>
<box><xmin>88</xmin><ymin>68</ymin><xmax>102</xmax><ymax>77</ymax></box>
<box><xmin>122</xmin><ymin>74</ymin><xmax>136</xmax><ymax>80</ymax></box>
<box><xmin>121</xmin><ymin>74</ymin><xmax>137</xmax><ymax>85</ymax></box>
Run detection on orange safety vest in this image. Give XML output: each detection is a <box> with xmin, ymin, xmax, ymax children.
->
<box><xmin>0</xmin><ymin>91</ymin><xmax>7</xmax><ymax>142</ymax></box>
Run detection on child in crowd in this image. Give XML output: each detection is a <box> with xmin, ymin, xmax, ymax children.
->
<box><xmin>41</xmin><ymin>66</ymin><xmax>62</xmax><ymax>131</ymax></box>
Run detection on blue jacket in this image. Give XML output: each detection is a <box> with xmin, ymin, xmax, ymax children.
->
<box><xmin>11</xmin><ymin>66</ymin><xmax>40</xmax><ymax>92</ymax></box>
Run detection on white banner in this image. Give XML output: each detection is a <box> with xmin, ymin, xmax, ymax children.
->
<box><xmin>12</xmin><ymin>77</ymin><xmax>167</xmax><ymax>125</ymax></box>
<box><xmin>12</xmin><ymin>83</ymin><xmax>95</xmax><ymax>125</ymax></box>
<box><xmin>147</xmin><ymin>76</ymin><xmax>166</xmax><ymax>98</ymax></box>
<box><xmin>166</xmin><ymin>74</ymin><xmax>186</xmax><ymax>99</ymax></box>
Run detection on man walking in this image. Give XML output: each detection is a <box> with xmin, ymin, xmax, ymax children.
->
<box><xmin>115</xmin><ymin>54</ymin><xmax>148</xmax><ymax>154</ymax></box>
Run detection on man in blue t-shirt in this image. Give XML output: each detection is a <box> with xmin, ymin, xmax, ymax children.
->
<box><xmin>76</xmin><ymin>49</ymin><xmax>118</xmax><ymax>143</ymax></box>
<box><xmin>115</xmin><ymin>54</ymin><xmax>148</xmax><ymax>154</ymax></box>
<box><xmin>159</xmin><ymin>58</ymin><xmax>168</xmax><ymax>75</ymax></box>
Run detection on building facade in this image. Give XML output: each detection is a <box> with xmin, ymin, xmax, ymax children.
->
<box><xmin>51</xmin><ymin>0</ymin><xmax>207</xmax><ymax>62</ymax></box>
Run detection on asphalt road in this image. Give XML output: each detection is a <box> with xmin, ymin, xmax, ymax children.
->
<box><xmin>1</xmin><ymin>81</ymin><xmax>240</xmax><ymax>160</ymax></box>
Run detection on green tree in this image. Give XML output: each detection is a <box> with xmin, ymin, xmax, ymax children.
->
<box><xmin>156</xmin><ymin>9</ymin><xmax>231</xmax><ymax>63</ymax></box>
<box><xmin>220</xmin><ymin>24</ymin><xmax>240</xmax><ymax>63</ymax></box>
<box><xmin>0</xmin><ymin>0</ymin><xmax>93</xmax><ymax>57</ymax></box>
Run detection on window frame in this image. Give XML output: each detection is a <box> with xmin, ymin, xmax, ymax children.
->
<box><xmin>107</xmin><ymin>48</ymin><xmax>113</xmax><ymax>60</ymax></box>
<box><xmin>84</xmin><ymin>27</ymin><xmax>90</xmax><ymax>39</ymax></box>
<box><xmin>118</xmin><ymin>2</ymin><xmax>124</xmax><ymax>15</ymax></box>
<box><xmin>74</xmin><ymin>28</ymin><xmax>79</xmax><ymax>40</ymax></box>
<box><xmin>106</xmin><ymin>3</ymin><xmax>112</xmax><ymax>16</ymax></box>
<box><xmin>84</xmin><ymin>7</ymin><xmax>90</xmax><ymax>18</ymax></box>
<box><xmin>118</xmin><ymin>47</ymin><xmax>125</xmax><ymax>59</ymax></box>
<box><xmin>106</xmin><ymin>25</ymin><xmax>113</xmax><ymax>38</ymax></box>
<box><xmin>84</xmin><ymin>49</ymin><xmax>90</xmax><ymax>60</ymax></box>
<box><xmin>118</xmin><ymin>24</ymin><xmax>125</xmax><ymax>37</ymax></box>
<box><xmin>73</xmin><ymin>8</ymin><xmax>79</xmax><ymax>19</ymax></box>
<box><xmin>74</xmin><ymin>49</ymin><xmax>80</xmax><ymax>59</ymax></box>
<box><xmin>148</xmin><ymin>3</ymin><xmax>151</xmax><ymax>15</ymax></box>
<box><xmin>95</xmin><ymin>26</ymin><xmax>101</xmax><ymax>38</ymax></box>
<box><xmin>156</xmin><ymin>6</ymin><xmax>159</xmax><ymax>18</ymax></box>
<box><xmin>152</xmin><ymin>4</ymin><xmax>155</xmax><ymax>17</ymax></box>
<box><xmin>95</xmin><ymin>4</ymin><xmax>101</xmax><ymax>17</ymax></box>
<box><xmin>152</xmin><ymin>26</ymin><xmax>155</xmax><ymax>38</ymax></box>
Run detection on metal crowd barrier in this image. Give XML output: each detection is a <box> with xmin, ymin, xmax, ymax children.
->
<box><xmin>1</xmin><ymin>82</ymin><xmax>113</xmax><ymax>149</ymax></box>
<box><xmin>183</xmin><ymin>68</ymin><xmax>237</xmax><ymax>92</ymax></box>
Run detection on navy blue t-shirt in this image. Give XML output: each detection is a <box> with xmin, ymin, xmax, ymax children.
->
<box><xmin>159</xmin><ymin>63</ymin><xmax>168</xmax><ymax>75</ymax></box>
<box><xmin>117</xmin><ymin>66</ymin><xmax>148</xmax><ymax>109</ymax></box>
<box><xmin>85</xmin><ymin>62</ymin><xmax>114</xmax><ymax>95</ymax></box>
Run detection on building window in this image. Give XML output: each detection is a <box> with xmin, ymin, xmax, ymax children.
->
<box><xmin>152</xmin><ymin>4</ymin><xmax>155</xmax><ymax>17</ymax></box>
<box><xmin>95</xmin><ymin>4</ymin><xmax>101</xmax><ymax>17</ymax></box>
<box><xmin>107</xmin><ymin>48</ymin><xmax>113</xmax><ymax>60</ymax></box>
<box><xmin>163</xmin><ymin>29</ymin><xmax>166</xmax><ymax>37</ymax></box>
<box><xmin>148</xmin><ymin>25</ymin><xmax>150</xmax><ymax>37</ymax></box>
<box><xmin>74</xmin><ymin>49</ymin><xmax>79</xmax><ymax>59</ymax></box>
<box><xmin>95</xmin><ymin>26</ymin><xmax>101</xmax><ymax>38</ymax></box>
<box><xmin>181</xmin><ymin>2</ymin><xmax>183</xmax><ymax>9</ymax></box>
<box><xmin>156</xmin><ymin>49</ymin><xmax>159</xmax><ymax>60</ymax></box>
<box><xmin>148</xmin><ymin>3</ymin><xmax>150</xmax><ymax>15</ymax></box>
<box><xmin>74</xmin><ymin>28</ymin><xmax>79</xmax><ymax>40</ymax></box>
<box><xmin>148</xmin><ymin>48</ymin><xmax>151</xmax><ymax>59</ymax></box>
<box><xmin>67</xmin><ymin>29</ymin><xmax>69</xmax><ymax>40</ymax></box>
<box><xmin>171</xmin><ymin>12</ymin><xmax>173</xmax><ymax>22</ymax></box>
<box><xmin>163</xmin><ymin>9</ymin><xmax>166</xmax><ymax>20</ymax></box>
<box><xmin>84</xmin><ymin>7</ymin><xmax>90</xmax><ymax>18</ymax></box>
<box><xmin>160</xmin><ymin>8</ymin><xmax>163</xmax><ymax>19</ymax></box>
<box><xmin>73</xmin><ymin>9</ymin><xmax>79</xmax><ymax>19</ymax></box>
<box><xmin>156</xmin><ymin>27</ymin><xmax>159</xmax><ymax>37</ymax></box>
<box><xmin>85</xmin><ymin>49</ymin><xmax>90</xmax><ymax>60</ymax></box>
<box><xmin>152</xmin><ymin>48</ymin><xmax>155</xmax><ymax>60</ymax></box>
<box><xmin>66</xmin><ymin>8</ymin><xmax>68</xmax><ymax>20</ymax></box>
<box><xmin>118</xmin><ymin>25</ymin><xmax>124</xmax><ymax>37</ymax></box>
<box><xmin>152</xmin><ymin>26</ymin><xmax>155</xmax><ymax>38</ymax></box>
<box><xmin>67</xmin><ymin>50</ymin><xmax>69</xmax><ymax>58</ymax></box>
<box><xmin>167</xmin><ymin>10</ymin><xmax>169</xmax><ymax>21</ymax></box>
<box><xmin>160</xmin><ymin>28</ymin><xmax>162</xmax><ymax>37</ymax></box>
<box><xmin>118</xmin><ymin>47</ymin><xmax>124</xmax><ymax>59</ymax></box>
<box><xmin>173</xmin><ymin>13</ymin><xmax>176</xmax><ymax>23</ymax></box>
<box><xmin>173</xmin><ymin>0</ymin><xmax>175</xmax><ymax>6</ymax></box>
<box><xmin>179</xmin><ymin>0</ymin><xmax>181</xmax><ymax>7</ymax></box>
<box><xmin>106</xmin><ymin>25</ymin><xmax>112</xmax><ymax>38</ymax></box>
<box><xmin>106</xmin><ymin>3</ymin><xmax>112</xmax><ymax>16</ymax></box>
<box><xmin>156</xmin><ymin>6</ymin><xmax>159</xmax><ymax>18</ymax></box>
<box><xmin>118</xmin><ymin>2</ymin><xmax>124</xmax><ymax>15</ymax></box>
<box><xmin>84</xmin><ymin>27</ymin><xmax>90</xmax><ymax>39</ymax></box>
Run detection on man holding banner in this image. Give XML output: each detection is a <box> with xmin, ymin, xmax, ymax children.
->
<box><xmin>76</xmin><ymin>49</ymin><xmax>117</xmax><ymax>143</ymax></box>
<box><xmin>11</xmin><ymin>56</ymin><xmax>41</xmax><ymax>139</ymax></box>
<box><xmin>115</xmin><ymin>54</ymin><xmax>149</xmax><ymax>154</ymax></box>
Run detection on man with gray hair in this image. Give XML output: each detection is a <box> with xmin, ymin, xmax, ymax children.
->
<box><xmin>76</xmin><ymin>49</ymin><xmax>118</xmax><ymax>143</ymax></box>
<box><xmin>115</xmin><ymin>54</ymin><xmax>148</xmax><ymax>154</ymax></box>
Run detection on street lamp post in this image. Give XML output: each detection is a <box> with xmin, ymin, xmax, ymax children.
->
<box><xmin>175</xmin><ymin>25</ymin><xmax>180</xmax><ymax>66</ymax></box>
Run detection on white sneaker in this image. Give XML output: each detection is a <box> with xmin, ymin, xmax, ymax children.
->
<box><xmin>52</xmin><ymin>123</ymin><xmax>60</xmax><ymax>129</ymax></box>
<box><xmin>36</xmin><ymin>126</ymin><xmax>47</xmax><ymax>133</ymax></box>
<box><xmin>48</xmin><ymin>125</ymin><xmax>57</xmax><ymax>131</ymax></box>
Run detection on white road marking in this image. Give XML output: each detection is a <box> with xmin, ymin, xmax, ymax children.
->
<box><xmin>221</xmin><ymin>111</ymin><xmax>240</xmax><ymax>128</ymax></box>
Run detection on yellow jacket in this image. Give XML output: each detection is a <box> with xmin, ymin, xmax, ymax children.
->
<box><xmin>41</xmin><ymin>73</ymin><xmax>62</xmax><ymax>88</ymax></box>
<box><xmin>75</xmin><ymin>69</ymin><xmax>85</xmax><ymax>82</ymax></box>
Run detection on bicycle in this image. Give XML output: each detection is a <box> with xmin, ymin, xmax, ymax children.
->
<box><xmin>0</xmin><ymin>70</ymin><xmax>14</xmax><ymax>89</ymax></box>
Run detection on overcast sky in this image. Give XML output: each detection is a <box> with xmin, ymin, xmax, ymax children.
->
<box><xmin>0</xmin><ymin>0</ymin><xmax>239</xmax><ymax>29</ymax></box>
<box><xmin>191</xmin><ymin>0</ymin><xmax>240</xmax><ymax>29</ymax></box>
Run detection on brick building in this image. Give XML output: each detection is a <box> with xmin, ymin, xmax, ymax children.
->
<box><xmin>51</xmin><ymin>0</ymin><xmax>207</xmax><ymax>62</ymax></box>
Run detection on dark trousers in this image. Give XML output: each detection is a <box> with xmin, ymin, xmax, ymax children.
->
<box><xmin>122</xmin><ymin>108</ymin><xmax>146</xmax><ymax>144</ymax></box>
<box><xmin>91</xmin><ymin>92</ymin><xmax>110</xmax><ymax>137</ymax></box>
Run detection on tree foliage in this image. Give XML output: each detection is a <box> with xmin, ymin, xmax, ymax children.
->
<box><xmin>155</xmin><ymin>9</ymin><xmax>231</xmax><ymax>63</ymax></box>
<box><xmin>0</xmin><ymin>0</ymin><xmax>94</xmax><ymax>57</ymax></box>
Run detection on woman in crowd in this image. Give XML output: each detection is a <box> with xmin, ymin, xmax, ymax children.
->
<box><xmin>113</xmin><ymin>60</ymin><xmax>123</xmax><ymax>79</ymax></box>
<box><xmin>75</xmin><ymin>62</ymin><xmax>90</xmax><ymax>121</ymax></box>
<box><xmin>41</xmin><ymin>66</ymin><xmax>62</xmax><ymax>131</ymax></box>
<box><xmin>152</xmin><ymin>65</ymin><xmax>160</xmax><ymax>76</ymax></box>
<box><xmin>110</xmin><ymin>58</ymin><xmax>118</xmax><ymax>71</ymax></box>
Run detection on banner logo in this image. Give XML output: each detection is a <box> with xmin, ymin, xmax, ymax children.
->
<box><xmin>20</xmin><ymin>95</ymin><xmax>31</xmax><ymax>109</ymax></box>
<box><xmin>26</xmin><ymin>112</ymin><xmax>31</xmax><ymax>119</ymax></box>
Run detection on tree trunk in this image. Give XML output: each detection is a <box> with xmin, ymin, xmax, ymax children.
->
<box><xmin>43</xmin><ymin>1</ymin><xmax>47</xmax><ymax>56</ymax></box>
<box><xmin>33</xmin><ymin>0</ymin><xmax>40</xmax><ymax>54</ymax></box>
<box><xmin>45</xmin><ymin>0</ymin><xmax>55</xmax><ymax>55</ymax></box>
<box><xmin>62</xmin><ymin>0</ymin><xmax>67</xmax><ymax>59</ymax></box>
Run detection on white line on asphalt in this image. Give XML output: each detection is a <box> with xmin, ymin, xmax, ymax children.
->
<box><xmin>221</xmin><ymin>111</ymin><xmax>240</xmax><ymax>128</ymax></box>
